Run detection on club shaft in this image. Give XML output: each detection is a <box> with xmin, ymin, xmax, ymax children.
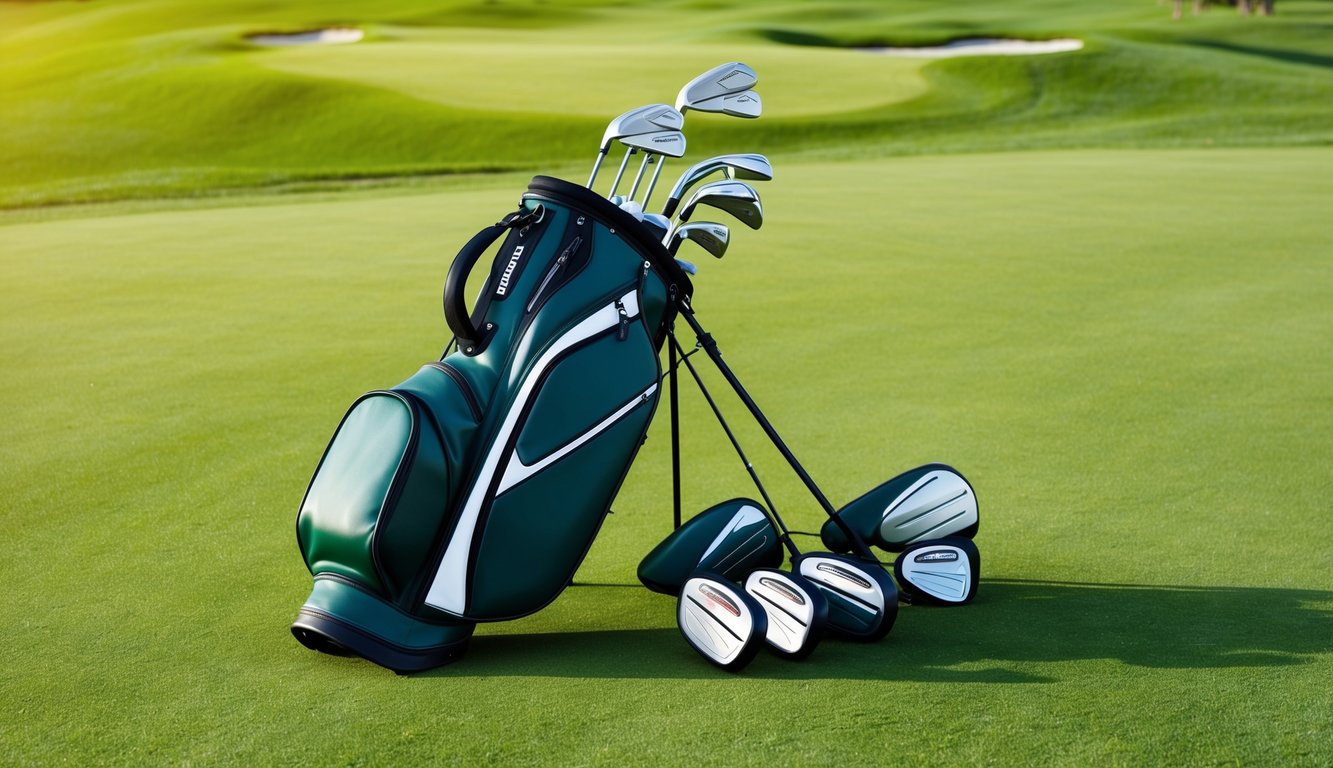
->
<box><xmin>628</xmin><ymin>155</ymin><xmax>652</xmax><ymax>201</ymax></box>
<box><xmin>607</xmin><ymin>147</ymin><xmax>635</xmax><ymax>198</ymax></box>
<box><xmin>670</xmin><ymin>334</ymin><xmax>801</xmax><ymax>560</ymax></box>
<box><xmin>587</xmin><ymin>149</ymin><xmax>607</xmax><ymax>188</ymax></box>
<box><xmin>677</xmin><ymin>302</ymin><xmax>880</xmax><ymax>562</ymax></box>
<box><xmin>642</xmin><ymin>157</ymin><xmax>668</xmax><ymax>208</ymax></box>
<box><xmin>669</xmin><ymin>336</ymin><xmax>682</xmax><ymax>530</ymax></box>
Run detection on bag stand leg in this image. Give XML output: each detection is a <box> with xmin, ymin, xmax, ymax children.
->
<box><xmin>675</xmin><ymin>300</ymin><xmax>880</xmax><ymax>563</ymax></box>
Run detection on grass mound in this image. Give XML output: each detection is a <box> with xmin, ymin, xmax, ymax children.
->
<box><xmin>2</xmin><ymin>0</ymin><xmax>1331</xmax><ymax>206</ymax></box>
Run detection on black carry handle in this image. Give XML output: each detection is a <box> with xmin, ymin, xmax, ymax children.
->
<box><xmin>443</xmin><ymin>207</ymin><xmax>542</xmax><ymax>355</ymax></box>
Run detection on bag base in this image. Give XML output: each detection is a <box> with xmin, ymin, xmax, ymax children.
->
<box><xmin>291</xmin><ymin>574</ymin><xmax>474</xmax><ymax>674</ymax></box>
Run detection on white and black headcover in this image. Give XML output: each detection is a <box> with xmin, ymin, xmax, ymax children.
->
<box><xmin>893</xmin><ymin>536</ymin><xmax>980</xmax><ymax>606</ymax></box>
<box><xmin>743</xmin><ymin>569</ymin><xmax>828</xmax><ymax>660</ymax></box>
<box><xmin>678</xmin><ymin>572</ymin><xmax>768</xmax><ymax>671</ymax></box>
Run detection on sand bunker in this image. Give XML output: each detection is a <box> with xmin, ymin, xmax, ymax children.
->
<box><xmin>865</xmin><ymin>38</ymin><xmax>1083</xmax><ymax>58</ymax></box>
<box><xmin>247</xmin><ymin>28</ymin><xmax>364</xmax><ymax>47</ymax></box>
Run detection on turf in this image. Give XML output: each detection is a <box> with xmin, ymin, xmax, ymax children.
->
<box><xmin>2</xmin><ymin>0</ymin><xmax>1332</xmax><ymax>206</ymax></box>
<box><xmin>2</xmin><ymin>148</ymin><xmax>1330</xmax><ymax>764</ymax></box>
<box><xmin>2</xmin><ymin>0</ymin><xmax>1332</xmax><ymax>763</ymax></box>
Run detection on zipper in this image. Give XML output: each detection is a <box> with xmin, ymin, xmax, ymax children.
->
<box><xmin>614</xmin><ymin>298</ymin><xmax>629</xmax><ymax>341</ymax></box>
<box><xmin>425</xmin><ymin>361</ymin><xmax>483</xmax><ymax>422</ymax></box>
<box><xmin>526</xmin><ymin>235</ymin><xmax>583</xmax><ymax>314</ymax></box>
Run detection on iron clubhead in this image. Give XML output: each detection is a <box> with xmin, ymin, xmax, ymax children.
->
<box><xmin>638</xmin><ymin>498</ymin><xmax>783</xmax><ymax>595</ymax></box>
<box><xmin>821</xmin><ymin>463</ymin><xmax>979</xmax><ymax>553</ymax></box>
<box><xmin>688</xmin><ymin>89</ymin><xmax>762</xmax><ymax>118</ymax></box>
<box><xmin>620</xmin><ymin>129</ymin><xmax>687</xmax><ymax>159</ymax></box>
<box><xmin>589</xmin><ymin>104</ymin><xmax>684</xmax><ymax>188</ymax></box>
<box><xmin>661</xmin><ymin>153</ymin><xmax>773</xmax><ymax>218</ymax></box>
<box><xmin>894</xmin><ymin>536</ymin><xmax>980</xmax><ymax>606</ymax></box>
<box><xmin>666</xmin><ymin>221</ymin><xmax>729</xmax><ymax>258</ymax></box>
<box><xmin>744</xmin><ymin>569</ymin><xmax>828</xmax><ymax>660</ymax></box>
<box><xmin>676</xmin><ymin>62</ymin><xmax>758</xmax><ymax>113</ymax></box>
<box><xmin>794</xmin><ymin>553</ymin><xmax>898</xmax><ymax>641</ymax></box>
<box><xmin>677</xmin><ymin>180</ymin><xmax>762</xmax><ymax>230</ymax></box>
<box><xmin>600</xmin><ymin>104</ymin><xmax>684</xmax><ymax>149</ymax></box>
<box><xmin>678</xmin><ymin>572</ymin><xmax>768</xmax><ymax>671</ymax></box>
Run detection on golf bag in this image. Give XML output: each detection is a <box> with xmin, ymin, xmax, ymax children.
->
<box><xmin>292</xmin><ymin>177</ymin><xmax>694</xmax><ymax>672</ymax></box>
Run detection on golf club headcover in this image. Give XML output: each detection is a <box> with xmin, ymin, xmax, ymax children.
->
<box><xmin>894</xmin><ymin>536</ymin><xmax>980</xmax><ymax>606</ymax></box>
<box><xmin>821</xmin><ymin>463</ymin><xmax>978</xmax><ymax>553</ymax></box>
<box><xmin>638</xmin><ymin>498</ymin><xmax>783</xmax><ymax>595</ymax></box>
<box><xmin>678</xmin><ymin>572</ymin><xmax>768</xmax><ymax>672</ymax></box>
<box><xmin>744</xmin><ymin>568</ymin><xmax>828</xmax><ymax>660</ymax></box>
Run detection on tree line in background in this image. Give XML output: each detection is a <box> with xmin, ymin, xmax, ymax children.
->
<box><xmin>1169</xmin><ymin>0</ymin><xmax>1276</xmax><ymax>19</ymax></box>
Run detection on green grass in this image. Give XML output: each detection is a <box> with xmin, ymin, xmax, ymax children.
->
<box><xmin>2</xmin><ymin>0</ymin><xmax>1332</xmax><ymax>206</ymax></box>
<box><xmin>2</xmin><ymin>148</ymin><xmax>1331</xmax><ymax>764</ymax></box>
<box><xmin>2</xmin><ymin>0</ymin><xmax>1332</xmax><ymax>763</ymax></box>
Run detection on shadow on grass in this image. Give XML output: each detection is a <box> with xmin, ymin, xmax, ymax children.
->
<box><xmin>419</xmin><ymin>579</ymin><xmax>1331</xmax><ymax>681</ymax></box>
<box><xmin>1190</xmin><ymin>39</ymin><xmax>1333</xmax><ymax>70</ymax></box>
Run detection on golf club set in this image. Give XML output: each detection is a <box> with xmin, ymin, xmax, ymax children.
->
<box><xmin>289</xmin><ymin>63</ymin><xmax>981</xmax><ymax>675</ymax></box>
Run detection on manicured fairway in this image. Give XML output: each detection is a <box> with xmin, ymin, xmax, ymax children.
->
<box><xmin>3</xmin><ymin>0</ymin><xmax>1332</xmax><ymax>762</ymax></box>
<box><xmin>3</xmin><ymin>148</ymin><xmax>1330</xmax><ymax>764</ymax></box>
<box><xmin>4</xmin><ymin>0</ymin><xmax>1333</xmax><ymax>206</ymax></box>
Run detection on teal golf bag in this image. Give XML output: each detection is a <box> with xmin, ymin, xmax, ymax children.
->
<box><xmin>292</xmin><ymin>177</ymin><xmax>693</xmax><ymax>672</ymax></box>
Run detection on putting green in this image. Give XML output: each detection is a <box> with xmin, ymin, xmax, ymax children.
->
<box><xmin>252</xmin><ymin>36</ymin><xmax>930</xmax><ymax>117</ymax></box>
<box><xmin>2</xmin><ymin>148</ymin><xmax>1330</xmax><ymax>765</ymax></box>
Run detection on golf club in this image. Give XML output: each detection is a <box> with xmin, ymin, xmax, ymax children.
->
<box><xmin>606</xmin><ymin>130</ymin><xmax>686</xmax><ymax>200</ymax></box>
<box><xmin>666</xmin><ymin>221</ymin><xmax>729</xmax><ymax>258</ymax></box>
<box><xmin>661</xmin><ymin>153</ymin><xmax>773</xmax><ymax>219</ymax></box>
<box><xmin>669</xmin><ymin>181</ymin><xmax>762</xmax><ymax>242</ymax></box>
<box><xmin>587</xmin><ymin>104</ymin><xmax>683</xmax><ymax>189</ymax></box>
<box><xmin>637</xmin><ymin>62</ymin><xmax>763</xmax><ymax>207</ymax></box>
<box><xmin>669</xmin><ymin>333</ymin><xmax>895</xmax><ymax>645</ymax></box>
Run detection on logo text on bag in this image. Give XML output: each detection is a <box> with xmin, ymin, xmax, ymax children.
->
<box><xmin>496</xmin><ymin>245</ymin><xmax>525</xmax><ymax>296</ymax></box>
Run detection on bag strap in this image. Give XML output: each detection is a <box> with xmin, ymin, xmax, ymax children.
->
<box><xmin>443</xmin><ymin>206</ymin><xmax>544</xmax><ymax>355</ymax></box>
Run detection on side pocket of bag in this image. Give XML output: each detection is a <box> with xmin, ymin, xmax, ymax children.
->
<box><xmin>296</xmin><ymin>392</ymin><xmax>432</xmax><ymax>595</ymax></box>
<box><xmin>296</xmin><ymin>359</ymin><xmax>484</xmax><ymax>600</ymax></box>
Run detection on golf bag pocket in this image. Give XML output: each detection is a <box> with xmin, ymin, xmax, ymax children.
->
<box><xmin>297</xmin><ymin>383</ymin><xmax>475</xmax><ymax>598</ymax></box>
<box><xmin>424</xmin><ymin>289</ymin><xmax>664</xmax><ymax>620</ymax></box>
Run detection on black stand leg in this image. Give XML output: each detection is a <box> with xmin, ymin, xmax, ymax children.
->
<box><xmin>675</xmin><ymin>301</ymin><xmax>880</xmax><ymax>563</ymax></box>
<box><xmin>669</xmin><ymin>330</ymin><xmax>682</xmax><ymax>530</ymax></box>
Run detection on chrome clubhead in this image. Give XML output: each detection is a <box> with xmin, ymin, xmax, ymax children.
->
<box><xmin>688</xmin><ymin>89</ymin><xmax>762</xmax><ymax>119</ymax></box>
<box><xmin>588</xmin><ymin>104</ymin><xmax>684</xmax><ymax>188</ymax></box>
<box><xmin>744</xmin><ymin>569</ymin><xmax>828</xmax><ymax>660</ymax></box>
<box><xmin>894</xmin><ymin>537</ymin><xmax>980</xmax><ymax>606</ymax></box>
<box><xmin>607</xmin><ymin>130</ymin><xmax>687</xmax><ymax>198</ymax></box>
<box><xmin>795</xmin><ymin>553</ymin><xmax>898</xmax><ymax>641</ymax></box>
<box><xmin>678</xmin><ymin>180</ymin><xmax>762</xmax><ymax>230</ymax></box>
<box><xmin>666</xmin><ymin>221</ymin><xmax>729</xmax><ymax>258</ymax></box>
<box><xmin>678</xmin><ymin>572</ymin><xmax>768</xmax><ymax>671</ymax></box>
<box><xmin>676</xmin><ymin>62</ymin><xmax>758</xmax><ymax>113</ymax></box>
<box><xmin>661</xmin><ymin>154</ymin><xmax>773</xmax><ymax>218</ymax></box>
